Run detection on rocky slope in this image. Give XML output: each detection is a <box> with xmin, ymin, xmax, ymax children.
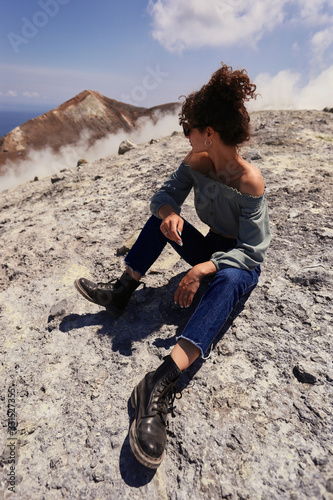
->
<box><xmin>0</xmin><ymin>109</ymin><xmax>332</xmax><ymax>499</ymax></box>
<box><xmin>0</xmin><ymin>90</ymin><xmax>180</xmax><ymax>174</ymax></box>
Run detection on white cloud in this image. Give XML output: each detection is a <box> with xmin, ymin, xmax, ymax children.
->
<box><xmin>293</xmin><ymin>0</ymin><xmax>333</xmax><ymax>25</ymax></box>
<box><xmin>22</xmin><ymin>91</ymin><xmax>40</xmax><ymax>98</ymax></box>
<box><xmin>148</xmin><ymin>0</ymin><xmax>333</xmax><ymax>53</ymax></box>
<box><xmin>310</xmin><ymin>26</ymin><xmax>333</xmax><ymax>65</ymax></box>
<box><xmin>247</xmin><ymin>65</ymin><xmax>333</xmax><ymax>110</ymax></box>
<box><xmin>6</xmin><ymin>90</ymin><xmax>17</xmax><ymax>97</ymax></box>
<box><xmin>148</xmin><ymin>0</ymin><xmax>289</xmax><ymax>52</ymax></box>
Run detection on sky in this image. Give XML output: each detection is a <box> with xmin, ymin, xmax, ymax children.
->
<box><xmin>1</xmin><ymin>0</ymin><xmax>333</xmax><ymax>114</ymax></box>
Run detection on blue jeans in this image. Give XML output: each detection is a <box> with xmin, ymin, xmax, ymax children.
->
<box><xmin>125</xmin><ymin>215</ymin><xmax>260</xmax><ymax>358</ymax></box>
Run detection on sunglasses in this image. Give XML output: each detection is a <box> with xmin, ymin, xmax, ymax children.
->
<box><xmin>183</xmin><ymin>124</ymin><xmax>205</xmax><ymax>137</ymax></box>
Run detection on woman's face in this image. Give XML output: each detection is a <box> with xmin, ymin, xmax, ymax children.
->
<box><xmin>185</xmin><ymin>126</ymin><xmax>206</xmax><ymax>152</ymax></box>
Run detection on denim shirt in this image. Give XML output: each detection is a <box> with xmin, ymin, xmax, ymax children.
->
<box><xmin>150</xmin><ymin>161</ymin><xmax>271</xmax><ymax>271</ymax></box>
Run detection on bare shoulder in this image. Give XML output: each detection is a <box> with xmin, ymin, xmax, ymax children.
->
<box><xmin>184</xmin><ymin>151</ymin><xmax>214</xmax><ymax>174</ymax></box>
<box><xmin>239</xmin><ymin>162</ymin><xmax>265</xmax><ymax>197</ymax></box>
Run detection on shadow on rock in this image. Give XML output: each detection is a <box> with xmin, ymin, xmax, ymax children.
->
<box><xmin>59</xmin><ymin>310</ymin><xmax>116</xmax><ymax>332</ymax></box>
<box><xmin>59</xmin><ymin>273</ymin><xmax>201</xmax><ymax>356</ymax></box>
<box><xmin>119</xmin><ymin>435</ymin><xmax>156</xmax><ymax>487</ymax></box>
<box><xmin>59</xmin><ymin>272</ymin><xmax>252</xmax><ymax>358</ymax></box>
<box><xmin>119</xmin><ymin>398</ymin><xmax>156</xmax><ymax>487</ymax></box>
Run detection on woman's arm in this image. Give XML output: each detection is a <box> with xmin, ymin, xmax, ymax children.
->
<box><xmin>174</xmin><ymin>261</ymin><xmax>217</xmax><ymax>308</ymax></box>
<box><xmin>150</xmin><ymin>162</ymin><xmax>194</xmax><ymax>218</ymax></box>
<box><xmin>158</xmin><ymin>205</ymin><xmax>184</xmax><ymax>246</ymax></box>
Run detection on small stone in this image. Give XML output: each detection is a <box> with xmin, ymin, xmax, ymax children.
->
<box><xmin>92</xmin><ymin>471</ymin><xmax>105</xmax><ymax>482</ymax></box>
<box><xmin>293</xmin><ymin>364</ymin><xmax>317</xmax><ymax>384</ymax></box>
<box><xmin>243</xmin><ymin>149</ymin><xmax>262</xmax><ymax>161</ymax></box>
<box><xmin>118</xmin><ymin>139</ymin><xmax>136</xmax><ymax>155</ymax></box>
<box><xmin>116</xmin><ymin>229</ymin><xmax>141</xmax><ymax>256</ymax></box>
<box><xmin>310</xmin><ymin>354</ymin><xmax>326</xmax><ymax>364</ymax></box>
<box><xmin>49</xmin><ymin>299</ymin><xmax>68</xmax><ymax>320</ymax></box>
<box><xmin>77</xmin><ymin>158</ymin><xmax>87</xmax><ymax>166</ymax></box>
<box><xmin>313</xmin><ymin>456</ymin><xmax>329</xmax><ymax>466</ymax></box>
<box><xmin>326</xmin><ymin>478</ymin><xmax>333</xmax><ymax>493</ymax></box>
<box><xmin>217</xmin><ymin>343</ymin><xmax>235</xmax><ymax>356</ymax></box>
<box><xmin>51</xmin><ymin>175</ymin><xmax>63</xmax><ymax>184</ymax></box>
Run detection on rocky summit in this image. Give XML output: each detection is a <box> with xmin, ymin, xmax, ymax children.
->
<box><xmin>0</xmin><ymin>90</ymin><xmax>179</xmax><ymax>175</ymax></box>
<box><xmin>0</xmin><ymin>109</ymin><xmax>332</xmax><ymax>499</ymax></box>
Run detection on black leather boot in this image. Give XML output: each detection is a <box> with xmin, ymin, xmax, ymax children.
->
<box><xmin>129</xmin><ymin>355</ymin><xmax>182</xmax><ymax>468</ymax></box>
<box><xmin>74</xmin><ymin>272</ymin><xmax>141</xmax><ymax>316</ymax></box>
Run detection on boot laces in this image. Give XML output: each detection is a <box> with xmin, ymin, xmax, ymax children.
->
<box><xmin>96</xmin><ymin>278</ymin><xmax>117</xmax><ymax>289</ymax></box>
<box><xmin>152</xmin><ymin>382</ymin><xmax>182</xmax><ymax>425</ymax></box>
<box><xmin>96</xmin><ymin>276</ymin><xmax>146</xmax><ymax>291</ymax></box>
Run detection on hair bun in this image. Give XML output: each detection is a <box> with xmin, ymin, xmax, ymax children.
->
<box><xmin>179</xmin><ymin>63</ymin><xmax>256</xmax><ymax>145</ymax></box>
<box><xmin>207</xmin><ymin>63</ymin><xmax>257</xmax><ymax>105</ymax></box>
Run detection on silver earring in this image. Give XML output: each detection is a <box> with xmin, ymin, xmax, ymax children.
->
<box><xmin>205</xmin><ymin>139</ymin><xmax>212</xmax><ymax>147</ymax></box>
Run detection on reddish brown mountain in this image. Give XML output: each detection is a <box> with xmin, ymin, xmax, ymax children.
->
<box><xmin>0</xmin><ymin>90</ymin><xmax>180</xmax><ymax>173</ymax></box>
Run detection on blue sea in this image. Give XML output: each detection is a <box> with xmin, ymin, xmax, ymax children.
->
<box><xmin>0</xmin><ymin>109</ymin><xmax>49</xmax><ymax>138</ymax></box>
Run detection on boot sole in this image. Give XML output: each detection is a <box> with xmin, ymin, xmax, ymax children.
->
<box><xmin>129</xmin><ymin>386</ymin><xmax>164</xmax><ymax>469</ymax></box>
<box><xmin>73</xmin><ymin>279</ymin><xmax>122</xmax><ymax>318</ymax></box>
<box><xmin>74</xmin><ymin>279</ymin><xmax>97</xmax><ymax>304</ymax></box>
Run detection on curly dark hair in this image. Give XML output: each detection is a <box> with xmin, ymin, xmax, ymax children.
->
<box><xmin>179</xmin><ymin>63</ymin><xmax>257</xmax><ymax>146</ymax></box>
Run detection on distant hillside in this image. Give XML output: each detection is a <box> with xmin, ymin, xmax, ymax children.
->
<box><xmin>0</xmin><ymin>90</ymin><xmax>180</xmax><ymax>173</ymax></box>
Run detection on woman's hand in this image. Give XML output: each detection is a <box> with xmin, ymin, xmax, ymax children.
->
<box><xmin>159</xmin><ymin>207</ymin><xmax>184</xmax><ymax>246</ymax></box>
<box><xmin>174</xmin><ymin>267</ymin><xmax>201</xmax><ymax>308</ymax></box>
<box><xmin>174</xmin><ymin>261</ymin><xmax>217</xmax><ymax>308</ymax></box>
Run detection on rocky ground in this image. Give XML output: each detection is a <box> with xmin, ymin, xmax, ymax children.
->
<box><xmin>0</xmin><ymin>110</ymin><xmax>332</xmax><ymax>499</ymax></box>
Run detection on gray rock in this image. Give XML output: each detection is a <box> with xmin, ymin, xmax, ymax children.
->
<box><xmin>118</xmin><ymin>139</ymin><xmax>136</xmax><ymax>155</ymax></box>
<box><xmin>77</xmin><ymin>158</ymin><xmax>88</xmax><ymax>167</ymax></box>
<box><xmin>0</xmin><ymin>109</ymin><xmax>332</xmax><ymax>499</ymax></box>
<box><xmin>50</xmin><ymin>174</ymin><xmax>64</xmax><ymax>184</ymax></box>
<box><xmin>327</xmin><ymin>478</ymin><xmax>333</xmax><ymax>493</ymax></box>
<box><xmin>242</xmin><ymin>149</ymin><xmax>262</xmax><ymax>161</ymax></box>
<box><xmin>116</xmin><ymin>229</ymin><xmax>142</xmax><ymax>256</ymax></box>
<box><xmin>293</xmin><ymin>363</ymin><xmax>317</xmax><ymax>384</ymax></box>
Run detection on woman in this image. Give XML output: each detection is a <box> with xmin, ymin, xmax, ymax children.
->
<box><xmin>74</xmin><ymin>63</ymin><xmax>271</xmax><ymax>469</ymax></box>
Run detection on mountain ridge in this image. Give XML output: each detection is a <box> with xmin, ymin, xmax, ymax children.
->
<box><xmin>0</xmin><ymin>90</ymin><xmax>180</xmax><ymax>174</ymax></box>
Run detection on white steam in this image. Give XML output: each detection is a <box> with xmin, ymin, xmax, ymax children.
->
<box><xmin>0</xmin><ymin>111</ymin><xmax>181</xmax><ymax>192</ymax></box>
<box><xmin>247</xmin><ymin>66</ymin><xmax>333</xmax><ymax>111</ymax></box>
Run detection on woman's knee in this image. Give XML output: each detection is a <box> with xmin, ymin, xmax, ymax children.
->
<box><xmin>210</xmin><ymin>266</ymin><xmax>259</xmax><ymax>293</ymax></box>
